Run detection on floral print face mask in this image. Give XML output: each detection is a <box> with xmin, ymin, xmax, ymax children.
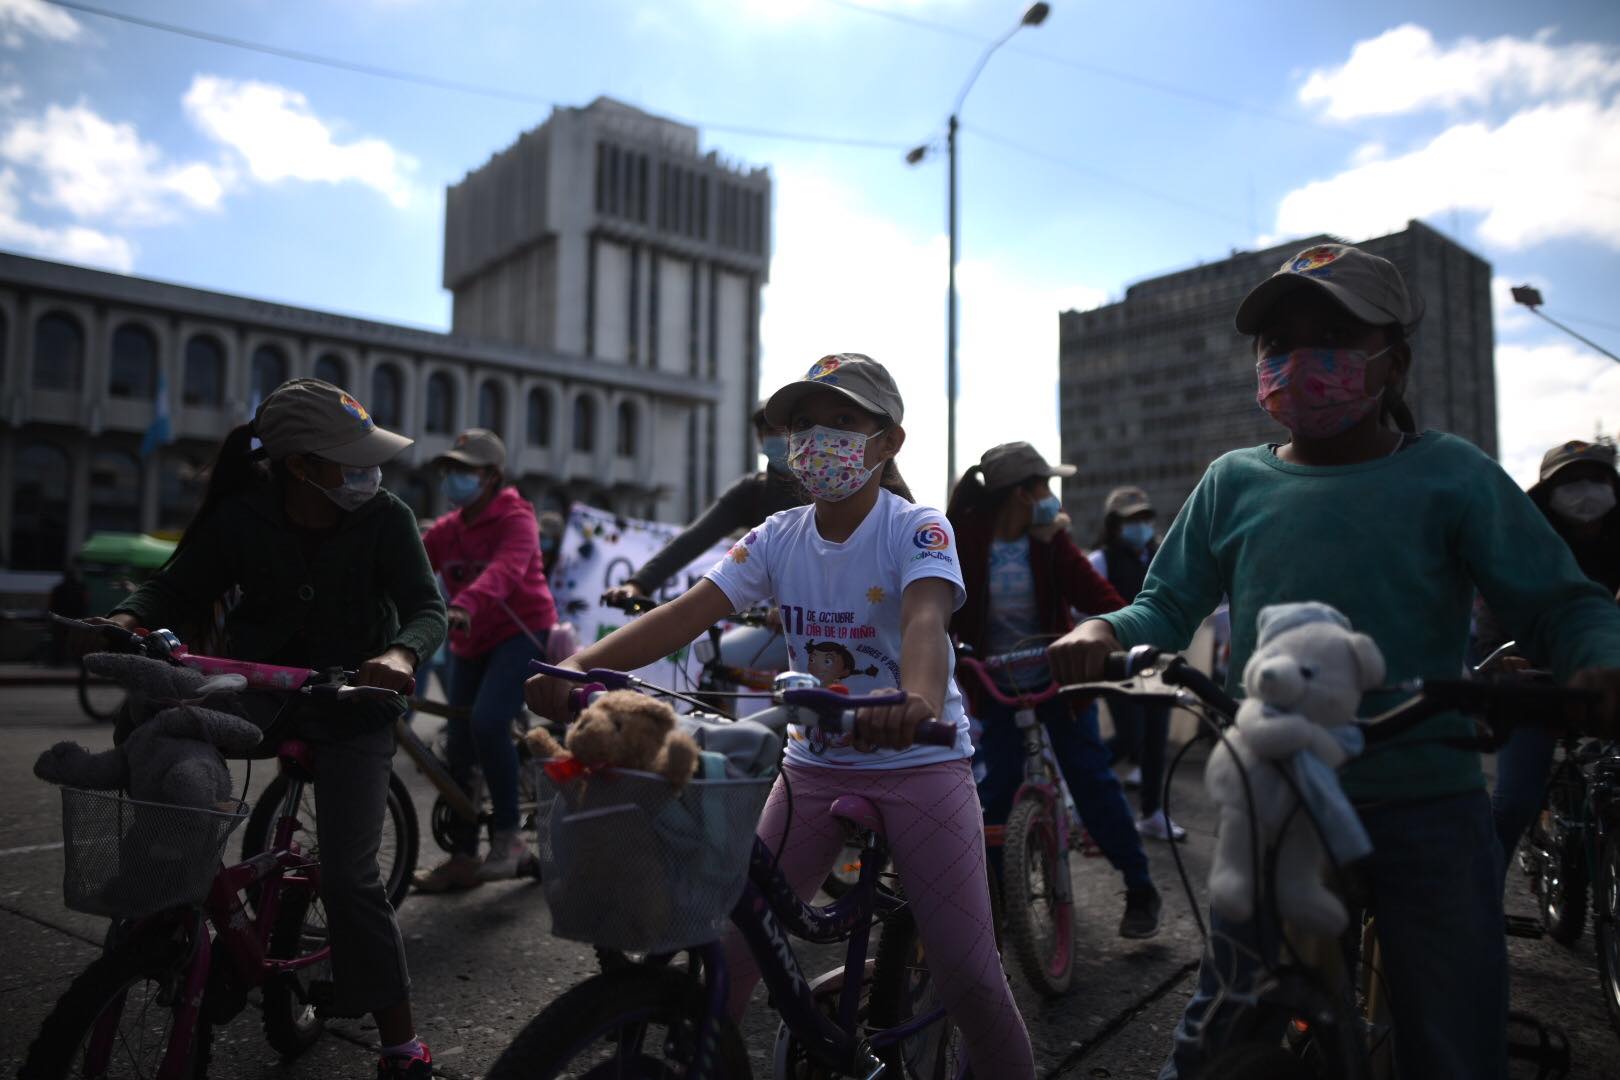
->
<box><xmin>788</xmin><ymin>425</ymin><xmax>885</xmax><ymax>502</ymax></box>
<box><xmin>1255</xmin><ymin>346</ymin><xmax>1390</xmax><ymax>440</ymax></box>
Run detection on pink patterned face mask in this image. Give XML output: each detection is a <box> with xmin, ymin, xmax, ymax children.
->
<box><xmin>788</xmin><ymin>425</ymin><xmax>884</xmax><ymax>502</ymax></box>
<box><xmin>1255</xmin><ymin>346</ymin><xmax>1390</xmax><ymax>439</ymax></box>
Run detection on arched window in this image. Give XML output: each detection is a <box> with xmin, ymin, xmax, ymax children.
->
<box><xmin>616</xmin><ymin>400</ymin><xmax>638</xmax><ymax>458</ymax></box>
<box><xmin>10</xmin><ymin>440</ymin><xmax>70</xmax><ymax>569</ymax></box>
<box><xmin>526</xmin><ymin>387</ymin><xmax>552</xmax><ymax>447</ymax></box>
<box><xmin>370</xmin><ymin>363</ymin><xmax>403</xmax><ymax>427</ymax></box>
<box><xmin>88</xmin><ymin>449</ymin><xmax>141</xmax><ymax>534</ymax></box>
<box><xmin>478</xmin><ymin>379</ymin><xmax>504</xmax><ymax>437</ymax></box>
<box><xmin>182</xmin><ymin>335</ymin><xmax>225</xmax><ymax>407</ymax></box>
<box><xmin>573</xmin><ymin>394</ymin><xmax>597</xmax><ymax>453</ymax></box>
<box><xmin>108</xmin><ymin>323</ymin><xmax>158</xmax><ymax>399</ymax></box>
<box><xmin>424</xmin><ymin>372</ymin><xmax>455</xmax><ymax>434</ymax></box>
<box><xmin>251</xmin><ymin>344</ymin><xmax>287</xmax><ymax>404</ymax></box>
<box><xmin>33</xmin><ymin>311</ymin><xmax>84</xmax><ymax>392</ymax></box>
<box><xmin>313</xmin><ymin>352</ymin><xmax>348</xmax><ymax>388</ymax></box>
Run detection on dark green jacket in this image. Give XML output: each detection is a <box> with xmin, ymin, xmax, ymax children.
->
<box><xmin>114</xmin><ymin>484</ymin><xmax>446</xmax><ymax>672</ymax></box>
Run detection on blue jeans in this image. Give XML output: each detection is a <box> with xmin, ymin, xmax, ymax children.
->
<box><xmin>1108</xmin><ymin>696</ymin><xmax>1172</xmax><ymax>816</ymax></box>
<box><xmin>974</xmin><ymin>696</ymin><xmax>1152</xmax><ymax>890</ymax></box>
<box><xmin>443</xmin><ymin>630</ymin><xmax>546</xmax><ymax>854</ymax></box>
<box><xmin>1490</xmin><ymin>723</ymin><xmax>1556</xmax><ymax>873</ymax></box>
<box><xmin>1158</xmin><ymin>789</ymin><xmax>1507</xmax><ymax>1080</ymax></box>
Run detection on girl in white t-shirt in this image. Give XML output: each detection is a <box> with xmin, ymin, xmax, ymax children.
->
<box><xmin>526</xmin><ymin>354</ymin><xmax>1034</xmax><ymax>1078</ymax></box>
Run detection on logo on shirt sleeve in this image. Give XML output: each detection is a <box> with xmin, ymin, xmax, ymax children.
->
<box><xmin>910</xmin><ymin>521</ymin><xmax>954</xmax><ymax>564</ymax></box>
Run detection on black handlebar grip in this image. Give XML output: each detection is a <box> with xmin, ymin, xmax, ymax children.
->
<box><xmin>913</xmin><ymin>719</ymin><xmax>958</xmax><ymax>747</ymax></box>
<box><xmin>1102</xmin><ymin>646</ymin><xmax>1160</xmax><ymax>681</ymax></box>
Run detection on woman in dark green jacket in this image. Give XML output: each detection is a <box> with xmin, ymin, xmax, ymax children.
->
<box><xmin>99</xmin><ymin>378</ymin><xmax>446</xmax><ymax>1080</ymax></box>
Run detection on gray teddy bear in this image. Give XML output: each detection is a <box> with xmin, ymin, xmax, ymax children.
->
<box><xmin>34</xmin><ymin>653</ymin><xmax>264</xmax><ymax>809</ymax></box>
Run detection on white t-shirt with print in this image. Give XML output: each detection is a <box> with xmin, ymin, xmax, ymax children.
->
<box><xmin>703</xmin><ymin>488</ymin><xmax>973</xmax><ymax>770</ymax></box>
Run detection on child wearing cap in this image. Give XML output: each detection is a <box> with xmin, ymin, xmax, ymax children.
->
<box><xmin>528</xmin><ymin>354</ymin><xmax>1035</xmax><ymax>1077</ymax></box>
<box><xmin>1048</xmin><ymin>245</ymin><xmax>1620</xmax><ymax>1080</ymax></box>
<box><xmin>101</xmin><ymin>378</ymin><xmax>446</xmax><ymax>1080</ymax></box>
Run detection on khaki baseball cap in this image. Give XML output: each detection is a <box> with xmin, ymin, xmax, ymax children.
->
<box><xmin>764</xmin><ymin>353</ymin><xmax>905</xmax><ymax>428</ymax></box>
<box><xmin>434</xmin><ymin>428</ymin><xmax>506</xmax><ymax>469</ymax></box>
<box><xmin>1104</xmin><ymin>486</ymin><xmax>1153</xmax><ymax>517</ymax></box>
<box><xmin>1235</xmin><ymin>243</ymin><xmax>1424</xmax><ymax>335</ymax></box>
<box><xmin>979</xmin><ymin>442</ymin><xmax>1075</xmax><ymax>490</ymax></box>
<box><xmin>1533</xmin><ymin>439</ymin><xmax>1617</xmax><ymax>489</ymax></box>
<box><xmin>254</xmin><ymin>378</ymin><xmax>411</xmax><ymax>466</ymax></box>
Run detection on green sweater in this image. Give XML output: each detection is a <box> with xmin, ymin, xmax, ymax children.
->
<box><xmin>1101</xmin><ymin>432</ymin><xmax>1620</xmax><ymax>802</ymax></box>
<box><xmin>114</xmin><ymin>484</ymin><xmax>446</xmax><ymax>673</ymax></box>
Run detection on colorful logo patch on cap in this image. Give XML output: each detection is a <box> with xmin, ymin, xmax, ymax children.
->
<box><xmin>339</xmin><ymin>393</ymin><xmax>375</xmax><ymax>431</ymax></box>
<box><xmin>1291</xmin><ymin>246</ymin><xmax>1342</xmax><ymax>278</ymax></box>
<box><xmin>805</xmin><ymin>355</ymin><xmax>844</xmax><ymax>384</ymax></box>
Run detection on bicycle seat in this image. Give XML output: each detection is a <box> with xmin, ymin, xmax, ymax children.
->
<box><xmin>276</xmin><ymin>739</ymin><xmax>315</xmax><ymax>781</ymax></box>
<box><xmin>830</xmin><ymin>795</ymin><xmax>883</xmax><ymax>838</ymax></box>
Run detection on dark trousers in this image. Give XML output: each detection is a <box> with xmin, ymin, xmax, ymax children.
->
<box><xmin>1108</xmin><ymin>696</ymin><xmax>1171</xmax><ymax>816</ymax></box>
<box><xmin>1490</xmin><ymin>723</ymin><xmax>1556</xmax><ymax>874</ymax></box>
<box><xmin>443</xmin><ymin>630</ymin><xmax>546</xmax><ymax>854</ymax></box>
<box><xmin>974</xmin><ymin>696</ymin><xmax>1152</xmax><ymax>889</ymax></box>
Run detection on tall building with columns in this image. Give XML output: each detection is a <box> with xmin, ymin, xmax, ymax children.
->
<box><xmin>0</xmin><ymin>97</ymin><xmax>771</xmax><ymax>577</ymax></box>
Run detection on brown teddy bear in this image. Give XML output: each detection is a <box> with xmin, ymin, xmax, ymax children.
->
<box><xmin>524</xmin><ymin>690</ymin><xmax>700</xmax><ymax>789</ymax></box>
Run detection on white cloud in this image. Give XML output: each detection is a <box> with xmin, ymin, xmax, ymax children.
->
<box><xmin>0</xmin><ymin>168</ymin><xmax>132</xmax><ymax>271</ymax></box>
<box><xmin>0</xmin><ymin>101</ymin><xmax>229</xmax><ymax>224</ymax></box>
<box><xmin>1300</xmin><ymin>24</ymin><xmax>1620</xmax><ymax>120</ymax></box>
<box><xmin>1496</xmin><ymin>340</ymin><xmax>1620</xmax><ymax>487</ymax></box>
<box><xmin>182</xmin><ymin>75</ymin><xmax>417</xmax><ymax>208</ymax></box>
<box><xmin>1272</xmin><ymin>98</ymin><xmax>1620</xmax><ymax>251</ymax></box>
<box><xmin>760</xmin><ymin>165</ymin><xmax>1103</xmax><ymax>508</ymax></box>
<box><xmin>0</xmin><ymin>0</ymin><xmax>80</xmax><ymax>48</ymax></box>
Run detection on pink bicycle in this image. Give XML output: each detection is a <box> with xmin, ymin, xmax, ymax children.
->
<box><xmin>22</xmin><ymin>618</ymin><xmax>408</xmax><ymax>1079</ymax></box>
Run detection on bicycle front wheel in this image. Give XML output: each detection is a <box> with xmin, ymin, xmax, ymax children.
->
<box><xmin>20</xmin><ymin>922</ymin><xmax>211</xmax><ymax>1079</ymax></box>
<box><xmin>487</xmin><ymin>967</ymin><xmax>748</xmax><ymax>1079</ymax></box>
<box><xmin>1528</xmin><ymin>772</ymin><xmax>1588</xmax><ymax>944</ymax></box>
<box><xmin>1002</xmin><ymin>794</ymin><xmax>1075</xmax><ymax>996</ymax></box>
<box><xmin>1596</xmin><ymin>829</ymin><xmax>1620</xmax><ymax>1039</ymax></box>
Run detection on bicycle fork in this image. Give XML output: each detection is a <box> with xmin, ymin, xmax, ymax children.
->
<box><xmin>1016</xmin><ymin>710</ymin><xmax>1075</xmax><ymax>907</ymax></box>
<box><xmin>85</xmin><ymin>908</ymin><xmax>213</xmax><ymax>1080</ymax></box>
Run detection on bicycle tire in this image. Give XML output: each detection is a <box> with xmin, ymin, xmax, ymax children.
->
<box><xmin>869</xmin><ymin>905</ymin><xmax>970</xmax><ymax>1080</ymax></box>
<box><xmin>1529</xmin><ymin>772</ymin><xmax>1588</xmax><ymax>945</ymax></box>
<box><xmin>1595</xmin><ymin>829</ymin><xmax>1620</xmax><ymax>1039</ymax></box>
<box><xmin>242</xmin><ymin>770</ymin><xmax>418</xmax><ymax>912</ymax></box>
<box><xmin>486</xmin><ymin>966</ymin><xmax>748</xmax><ymax>1079</ymax></box>
<box><xmin>262</xmin><ymin>883</ymin><xmax>329</xmax><ymax>1058</ymax></box>
<box><xmin>20</xmin><ymin>922</ymin><xmax>212</xmax><ymax>1080</ymax></box>
<box><xmin>1200</xmin><ymin>1042</ymin><xmax>1317</xmax><ymax>1080</ymax></box>
<box><xmin>76</xmin><ymin>657</ymin><xmax>125</xmax><ymax>723</ymax></box>
<box><xmin>1002</xmin><ymin>794</ymin><xmax>1075</xmax><ymax>996</ymax></box>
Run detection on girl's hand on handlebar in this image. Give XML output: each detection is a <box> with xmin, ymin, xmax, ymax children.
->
<box><xmin>69</xmin><ymin>613</ymin><xmax>139</xmax><ymax>656</ymax></box>
<box><xmin>525</xmin><ymin>661</ymin><xmax>584</xmax><ymax>721</ymax></box>
<box><xmin>356</xmin><ymin>647</ymin><xmax>417</xmax><ymax>693</ymax></box>
<box><xmin>1048</xmin><ymin>619</ymin><xmax>1121</xmax><ymax>684</ymax></box>
<box><xmin>853</xmin><ymin>691</ymin><xmax>933</xmax><ymax>752</ymax></box>
<box><xmin>1570</xmin><ymin>666</ymin><xmax>1620</xmax><ymax>738</ymax></box>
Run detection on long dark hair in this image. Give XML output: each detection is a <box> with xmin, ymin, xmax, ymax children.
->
<box><xmin>1381</xmin><ymin>324</ymin><xmax>1416</xmax><ymax>434</ymax></box>
<box><xmin>879</xmin><ymin>458</ymin><xmax>914</xmax><ymax>503</ymax></box>
<box><xmin>945</xmin><ymin>465</ymin><xmax>1036</xmax><ymax>529</ymax></box>
<box><xmin>172</xmin><ymin>421</ymin><xmax>269</xmax><ymax>556</ymax></box>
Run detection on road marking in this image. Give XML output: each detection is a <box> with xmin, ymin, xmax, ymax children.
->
<box><xmin>0</xmin><ymin>841</ymin><xmax>64</xmax><ymax>857</ymax></box>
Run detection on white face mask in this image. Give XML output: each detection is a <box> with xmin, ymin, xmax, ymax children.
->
<box><xmin>304</xmin><ymin>463</ymin><xmax>382</xmax><ymax>512</ymax></box>
<box><xmin>1548</xmin><ymin>479</ymin><xmax>1616</xmax><ymax>524</ymax></box>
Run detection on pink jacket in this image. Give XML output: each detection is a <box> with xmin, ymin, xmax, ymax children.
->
<box><xmin>422</xmin><ymin>486</ymin><xmax>558</xmax><ymax>659</ymax></box>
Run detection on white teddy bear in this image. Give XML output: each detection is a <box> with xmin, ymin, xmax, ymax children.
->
<box><xmin>1205</xmin><ymin>602</ymin><xmax>1385</xmax><ymax>937</ymax></box>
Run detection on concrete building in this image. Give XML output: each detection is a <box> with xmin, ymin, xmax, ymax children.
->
<box><xmin>0</xmin><ymin>97</ymin><xmax>772</xmax><ymax>576</ymax></box>
<box><xmin>1058</xmin><ymin>220</ymin><xmax>1495</xmax><ymax>540</ymax></box>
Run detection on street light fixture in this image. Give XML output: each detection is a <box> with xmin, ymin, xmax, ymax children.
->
<box><xmin>907</xmin><ymin>2</ymin><xmax>1051</xmax><ymax>490</ymax></box>
<box><xmin>1511</xmin><ymin>283</ymin><xmax>1620</xmax><ymax>364</ymax></box>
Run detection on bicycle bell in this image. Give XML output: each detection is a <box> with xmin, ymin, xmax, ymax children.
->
<box><xmin>773</xmin><ymin>671</ymin><xmax>820</xmax><ymax>693</ymax></box>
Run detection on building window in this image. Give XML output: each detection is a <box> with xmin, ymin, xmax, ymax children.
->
<box><xmin>251</xmin><ymin>344</ymin><xmax>287</xmax><ymax>404</ymax></box>
<box><xmin>10</xmin><ymin>440</ymin><xmax>71</xmax><ymax>569</ymax></box>
<box><xmin>108</xmin><ymin>323</ymin><xmax>158</xmax><ymax>400</ymax></box>
<box><xmin>33</xmin><ymin>311</ymin><xmax>84</xmax><ymax>392</ymax></box>
<box><xmin>424</xmin><ymin>372</ymin><xmax>455</xmax><ymax>434</ymax></box>
<box><xmin>616</xmin><ymin>401</ymin><xmax>638</xmax><ymax>458</ymax></box>
<box><xmin>371</xmin><ymin>363</ymin><xmax>403</xmax><ymax>427</ymax></box>
<box><xmin>477</xmin><ymin>379</ymin><xmax>503</xmax><ymax>437</ymax></box>
<box><xmin>88</xmin><ymin>449</ymin><xmax>141</xmax><ymax>534</ymax></box>
<box><xmin>314</xmin><ymin>352</ymin><xmax>347</xmax><ymax>388</ymax></box>
<box><xmin>526</xmin><ymin>387</ymin><xmax>552</xmax><ymax>447</ymax></box>
<box><xmin>573</xmin><ymin>395</ymin><xmax>596</xmax><ymax>453</ymax></box>
<box><xmin>182</xmin><ymin>335</ymin><xmax>225</xmax><ymax>407</ymax></box>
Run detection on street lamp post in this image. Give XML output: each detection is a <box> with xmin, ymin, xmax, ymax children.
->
<box><xmin>1511</xmin><ymin>284</ymin><xmax>1620</xmax><ymax>364</ymax></box>
<box><xmin>908</xmin><ymin>2</ymin><xmax>1050</xmax><ymax>490</ymax></box>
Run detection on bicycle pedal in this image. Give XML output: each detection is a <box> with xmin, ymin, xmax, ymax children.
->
<box><xmin>1505</xmin><ymin>914</ymin><xmax>1545</xmax><ymax>940</ymax></box>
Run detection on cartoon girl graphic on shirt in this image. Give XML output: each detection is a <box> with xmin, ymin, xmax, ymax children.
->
<box><xmin>803</xmin><ymin>641</ymin><xmax>881</xmax><ymax>754</ymax></box>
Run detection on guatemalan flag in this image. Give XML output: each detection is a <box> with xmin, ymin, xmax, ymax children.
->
<box><xmin>140</xmin><ymin>370</ymin><xmax>174</xmax><ymax>458</ymax></box>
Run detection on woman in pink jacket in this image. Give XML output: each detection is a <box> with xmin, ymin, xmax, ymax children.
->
<box><xmin>414</xmin><ymin>429</ymin><xmax>558</xmax><ymax>890</ymax></box>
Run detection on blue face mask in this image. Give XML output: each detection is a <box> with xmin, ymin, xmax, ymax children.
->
<box><xmin>442</xmin><ymin>471</ymin><xmax>484</xmax><ymax>508</ymax></box>
<box><xmin>1120</xmin><ymin>521</ymin><xmax>1155</xmax><ymax>550</ymax></box>
<box><xmin>1031</xmin><ymin>494</ymin><xmax>1062</xmax><ymax>527</ymax></box>
<box><xmin>762</xmin><ymin>434</ymin><xmax>790</xmax><ymax>473</ymax></box>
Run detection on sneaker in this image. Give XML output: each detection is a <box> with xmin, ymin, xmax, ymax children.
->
<box><xmin>1136</xmin><ymin>809</ymin><xmax>1187</xmax><ymax>842</ymax></box>
<box><xmin>377</xmin><ymin>1041</ymin><xmax>433</xmax><ymax>1079</ymax></box>
<box><xmin>1120</xmin><ymin>884</ymin><xmax>1163</xmax><ymax>939</ymax></box>
<box><xmin>478</xmin><ymin>830</ymin><xmax>533</xmax><ymax>881</ymax></box>
<box><xmin>411</xmin><ymin>854</ymin><xmax>483</xmax><ymax>894</ymax></box>
<box><xmin>1122</xmin><ymin>765</ymin><xmax>1143</xmax><ymax>788</ymax></box>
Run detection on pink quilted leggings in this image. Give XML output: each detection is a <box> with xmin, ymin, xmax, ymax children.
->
<box><xmin>721</xmin><ymin>758</ymin><xmax>1034</xmax><ymax>1079</ymax></box>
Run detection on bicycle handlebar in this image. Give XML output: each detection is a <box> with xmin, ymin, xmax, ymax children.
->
<box><xmin>955</xmin><ymin>648</ymin><xmax>1060</xmax><ymax>708</ymax></box>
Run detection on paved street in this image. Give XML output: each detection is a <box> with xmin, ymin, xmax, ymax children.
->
<box><xmin>0</xmin><ymin>680</ymin><xmax>1616</xmax><ymax>1079</ymax></box>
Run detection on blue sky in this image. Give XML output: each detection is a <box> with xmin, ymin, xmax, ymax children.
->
<box><xmin>4</xmin><ymin>0</ymin><xmax>1618</xmax><ymax>507</ymax></box>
